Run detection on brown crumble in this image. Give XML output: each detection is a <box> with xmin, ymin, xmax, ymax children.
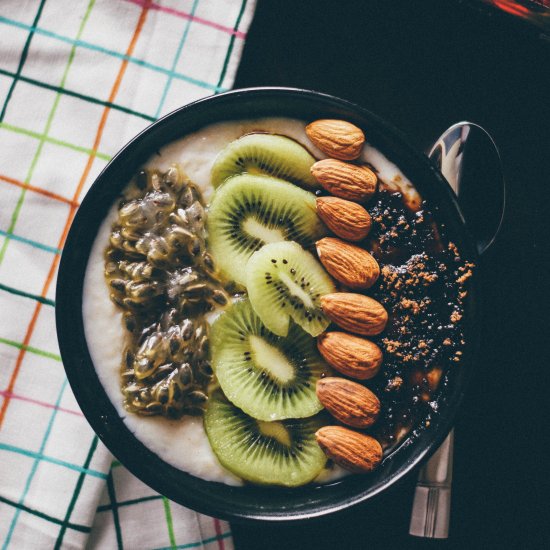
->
<box><xmin>450</xmin><ymin>311</ymin><xmax>462</xmax><ymax>323</ymax></box>
<box><xmin>362</xmin><ymin>190</ymin><xmax>475</xmax><ymax>447</ymax></box>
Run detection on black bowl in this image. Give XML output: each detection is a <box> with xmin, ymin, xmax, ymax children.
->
<box><xmin>56</xmin><ymin>87</ymin><xmax>480</xmax><ymax>522</ymax></box>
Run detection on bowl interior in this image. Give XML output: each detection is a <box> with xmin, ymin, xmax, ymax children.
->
<box><xmin>56</xmin><ymin>88</ymin><xmax>479</xmax><ymax>522</ymax></box>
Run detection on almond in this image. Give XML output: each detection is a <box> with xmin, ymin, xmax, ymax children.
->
<box><xmin>316</xmin><ymin>426</ymin><xmax>383</xmax><ymax>473</ymax></box>
<box><xmin>317</xmin><ymin>377</ymin><xmax>380</xmax><ymax>428</ymax></box>
<box><xmin>311</xmin><ymin>159</ymin><xmax>377</xmax><ymax>202</ymax></box>
<box><xmin>317</xmin><ymin>332</ymin><xmax>382</xmax><ymax>380</ymax></box>
<box><xmin>316</xmin><ymin>197</ymin><xmax>372</xmax><ymax>242</ymax></box>
<box><xmin>316</xmin><ymin>237</ymin><xmax>379</xmax><ymax>289</ymax></box>
<box><xmin>320</xmin><ymin>293</ymin><xmax>388</xmax><ymax>336</ymax></box>
<box><xmin>306</xmin><ymin>119</ymin><xmax>365</xmax><ymax>160</ymax></box>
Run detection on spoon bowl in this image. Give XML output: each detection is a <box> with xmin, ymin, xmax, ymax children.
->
<box><xmin>429</xmin><ymin>122</ymin><xmax>505</xmax><ymax>254</ymax></box>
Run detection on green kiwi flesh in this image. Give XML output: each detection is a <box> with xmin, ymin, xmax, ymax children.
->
<box><xmin>211</xmin><ymin>299</ymin><xmax>331</xmax><ymax>420</ymax></box>
<box><xmin>210</xmin><ymin>133</ymin><xmax>317</xmax><ymax>188</ymax></box>
<box><xmin>206</xmin><ymin>174</ymin><xmax>325</xmax><ymax>286</ymax></box>
<box><xmin>246</xmin><ymin>241</ymin><xmax>335</xmax><ymax>337</ymax></box>
<box><xmin>204</xmin><ymin>389</ymin><xmax>328</xmax><ymax>487</ymax></box>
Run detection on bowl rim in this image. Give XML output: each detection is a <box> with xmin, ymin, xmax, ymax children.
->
<box><xmin>56</xmin><ymin>86</ymin><xmax>480</xmax><ymax>523</ymax></box>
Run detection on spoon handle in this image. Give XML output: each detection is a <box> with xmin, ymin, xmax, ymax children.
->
<box><xmin>409</xmin><ymin>431</ymin><xmax>454</xmax><ymax>538</ymax></box>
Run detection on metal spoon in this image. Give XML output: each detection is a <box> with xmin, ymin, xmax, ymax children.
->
<box><xmin>409</xmin><ymin>122</ymin><xmax>505</xmax><ymax>538</ymax></box>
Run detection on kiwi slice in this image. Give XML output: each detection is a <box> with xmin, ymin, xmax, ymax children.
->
<box><xmin>211</xmin><ymin>299</ymin><xmax>331</xmax><ymax>420</ymax></box>
<box><xmin>205</xmin><ymin>389</ymin><xmax>327</xmax><ymax>487</ymax></box>
<box><xmin>211</xmin><ymin>133</ymin><xmax>317</xmax><ymax>188</ymax></box>
<box><xmin>246</xmin><ymin>241</ymin><xmax>335</xmax><ymax>337</ymax></box>
<box><xmin>206</xmin><ymin>174</ymin><xmax>325</xmax><ymax>286</ymax></box>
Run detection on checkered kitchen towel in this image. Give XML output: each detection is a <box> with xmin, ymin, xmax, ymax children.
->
<box><xmin>0</xmin><ymin>0</ymin><xmax>256</xmax><ymax>547</ymax></box>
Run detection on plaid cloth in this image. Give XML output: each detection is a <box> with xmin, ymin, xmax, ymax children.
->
<box><xmin>0</xmin><ymin>0</ymin><xmax>256</xmax><ymax>547</ymax></box>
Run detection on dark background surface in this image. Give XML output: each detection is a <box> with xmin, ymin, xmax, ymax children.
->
<box><xmin>230</xmin><ymin>0</ymin><xmax>549</xmax><ymax>548</ymax></box>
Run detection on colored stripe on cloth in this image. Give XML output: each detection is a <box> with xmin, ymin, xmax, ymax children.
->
<box><xmin>0</xmin><ymin>173</ymin><xmax>78</xmax><ymax>205</ymax></box>
<box><xmin>0</xmin><ymin>336</ymin><xmax>61</xmax><ymax>361</ymax></box>
<box><xmin>1</xmin><ymin>0</ymin><xmax>255</xmax><ymax>546</ymax></box>
<box><xmin>0</xmin><ymin>228</ymin><xmax>61</xmax><ymax>254</ymax></box>
<box><xmin>0</xmin><ymin>282</ymin><xmax>55</xmax><ymax>306</ymax></box>
<box><xmin>0</xmin><ymin>442</ymin><xmax>107</xmax><ymax>479</ymax></box>
<box><xmin>105</xmin><ymin>472</ymin><xmax>124</xmax><ymax>549</ymax></box>
<box><xmin>0</xmin><ymin>496</ymin><xmax>90</xmax><ymax>534</ymax></box>
<box><xmin>0</xmin><ymin>389</ymin><xmax>82</xmax><ymax>416</ymax></box>
<box><xmin>215</xmin><ymin>0</ymin><xmax>248</xmax><ymax>90</ymax></box>
<box><xmin>0</xmin><ymin>68</ymin><xmax>156</xmax><ymax>122</ymax></box>
<box><xmin>0</xmin><ymin>121</ymin><xmax>111</xmax><ymax>160</ymax></box>
<box><xmin>124</xmin><ymin>0</ymin><xmax>248</xmax><ymax>39</ymax></box>
<box><xmin>154</xmin><ymin>0</ymin><xmax>200</xmax><ymax>119</ymax></box>
<box><xmin>97</xmin><ymin>494</ymin><xmax>162</xmax><ymax>512</ymax></box>
<box><xmin>162</xmin><ymin>497</ymin><xmax>177</xmax><ymax>550</ymax></box>
<box><xmin>0</xmin><ymin>0</ymin><xmax>46</xmax><ymax>121</ymax></box>
<box><xmin>54</xmin><ymin>435</ymin><xmax>101</xmax><ymax>548</ymax></box>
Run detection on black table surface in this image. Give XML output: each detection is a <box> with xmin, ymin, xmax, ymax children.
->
<box><xmin>230</xmin><ymin>1</ymin><xmax>549</xmax><ymax>548</ymax></box>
